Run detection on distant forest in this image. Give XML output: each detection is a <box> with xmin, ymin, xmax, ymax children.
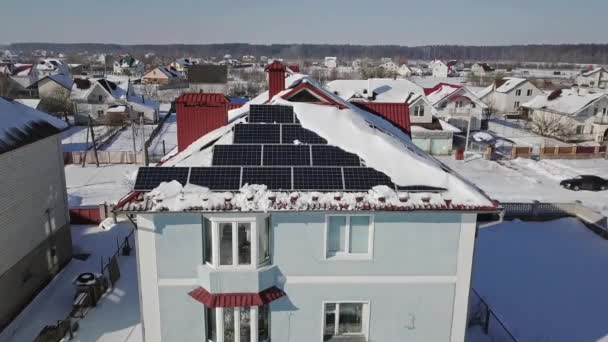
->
<box><xmin>7</xmin><ymin>43</ymin><xmax>608</xmax><ymax>64</ymax></box>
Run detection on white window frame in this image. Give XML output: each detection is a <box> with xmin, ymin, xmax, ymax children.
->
<box><xmin>514</xmin><ymin>101</ymin><xmax>520</xmax><ymax>109</ymax></box>
<box><xmin>324</xmin><ymin>214</ymin><xmax>374</xmax><ymax>260</ymax></box>
<box><xmin>209</xmin><ymin>306</ymin><xmax>268</xmax><ymax>342</ymax></box>
<box><xmin>321</xmin><ymin>301</ymin><xmax>370</xmax><ymax>342</ymax></box>
<box><xmin>209</xmin><ymin>216</ymin><xmax>258</xmax><ymax>269</ymax></box>
<box><xmin>527</xmin><ymin>89</ymin><xmax>533</xmax><ymax>96</ymax></box>
<box><xmin>515</xmin><ymin>89</ymin><xmax>522</xmax><ymax>96</ymax></box>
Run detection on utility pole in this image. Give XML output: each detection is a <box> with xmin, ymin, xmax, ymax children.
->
<box><xmin>464</xmin><ymin>110</ymin><xmax>473</xmax><ymax>155</ymax></box>
<box><xmin>140</xmin><ymin>115</ymin><xmax>148</xmax><ymax>166</ymax></box>
<box><xmin>88</xmin><ymin>116</ymin><xmax>99</xmax><ymax>167</ymax></box>
<box><xmin>81</xmin><ymin>119</ymin><xmax>90</xmax><ymax>168</ymax></box>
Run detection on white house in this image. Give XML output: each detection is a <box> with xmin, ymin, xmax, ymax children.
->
<box><xmin>398</xmin><ymin>64</ymin><xmax>413</xmax><ymax>77</ymax></box>
<box><xmin>477</xmin><ymin>77</ymin><xmax>543</xmax><ymax>114</ymax></box>
<box><xmin>324</xmin><ymin>57</ymin><xmax>338</xmax><ymax>69</ymax></box>
<box><xmin>327</xmin><ymin>78</ymin><xmax>458</xmax><ymax>155</ymax></box>
<box><xmin>36</xmin><ymin>58</ymin><xmax>71</xmax><ymax>78</ymax></box>
<box><xmin>117</xmin><ymin>63</ymin><xmax>499</xmax><ymax>342</ymax></box>
<box><xmin>425</xmin><ymin>83</ymin><xmax>487</xmax><ymax>131</ymax></box>
<box><xmin>522</xmin><ymin>88</ymin><xmax>608</xmax><ymax>142</ymax></box>
<box><xmin>34</xmin><ymin>74</ymin><xmax>74</xmax><ymax>100</ymax></box>
<box><xmin>380</xmin><ymin>61</ymin><xmax>399</xmax><ymax>74</ymax></box>
<box><xmin>71</xmin><ymin>78</ymin><xmax>159</xmax><ymax>124</ymax></box>
<box><xmin>576</xmin><ymin>67</ymin><xmax>608</xmax><ymax>89</ymax></box>
<box><xmin>142</xmin><ymin>66</ymin><xmax>185</xmax><ymax>85</ymax></box>
<box><xmin>0</xmin><ymin>98</ymin><xmax>71</xmax><ymax>331</ymax></box>
<box><xmin>470</xmin><ymin>63</ymin><xmax>495</xmax><ymax>77</ymax></box>
<box><xmin>171</xmin><ymin>58</ymin><xmax>198</xmax><ymax>73</ymax></box>
<box><xmin>113</xmin><ymin>55</ymin><xmax>145</xmax><ymax>77</ymax></box>
<box><xmin>430</xmin><ymin>60</ymin><xmax>449</xmax><ymax>78</ymax></box>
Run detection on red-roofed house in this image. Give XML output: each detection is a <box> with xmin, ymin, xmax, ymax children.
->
<box><xmin>425</xmin><ymin>83</ymin><xmax>487</xmax><ymax>131</ymax></box>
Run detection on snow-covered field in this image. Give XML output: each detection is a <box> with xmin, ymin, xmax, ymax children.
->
<box><xmin>471</xmin><ymin>218</ymin><xmax>608</xmax><ymax>342</ymax></box>
<box><xmin>100</xmin><ymin>125</ymin><xmax>157</xmax><ymax>152</ymax></box>
<box><xmin>148</xmin><ymin>114</ymin><xmax>177</xmax><ymax>157</ymax></box>
<box><xmin>62</xmin><ymin>126</ymin><xmax>116</xmax><ymax>152</ymax></box>
<box><xmin>439</xmin><ymin>157</ymin><xmax>608</xmax><ymax>215</ymax></box>
<box><xmin>65</xmin><ymin>164</ymin><xmax>137</xmax><ymax>207</ymax></box>
<box><xmin>0</xmin><ymin>223</ymin><xmax>141</xmax><ymax>342</ymax></box>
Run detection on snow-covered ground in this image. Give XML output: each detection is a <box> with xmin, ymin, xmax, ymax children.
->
<box><xmin>65</xmin><ymin>164</ymin><xmax>137</xmax><ymax>207</ymax></box>
<box><xmin>0</xmin><ymin>223</ymin><xmax>141</xmax><ymax>342</ymax></box>
<box><xmin>148</xmin><ymin>113</ymin><xmax>177</xmax><ymax>158</ymax></box>
<box><xmin>470</xmin><ymin>218</ymin><xmax>608</xmax><ymax>342</ymax></box>
<box><xmin>100</xmin><ymin>125</ymin><xmax>157</xmax><ymax>152</ymax></box>
<box><xmin>438</xmin><ymin>157</ymin><xmax>608</xmax><ymax>215</ymax></box>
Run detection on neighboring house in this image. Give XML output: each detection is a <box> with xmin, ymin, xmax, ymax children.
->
<box><xmin>576</xmin><ymin>67</ymin><xmax>608</xmax><ymax>89</ymax></box>
<box><xmin>33</xmin><ymin>74</ymin><xmax>74</xmax><ymax>100</ymax></box>
<box><xmin>36</xmin><ymin>58</ymin><xmax>71</xmax><ymax>78</ymax></box>
<box><xmin>71</xmin><ymin>78</ymin><xmax>159</xmax><ymax>124</ymax></box>
<box><xmin>470</xmin><ymin>63</ymin><xmax>495</xmax><ymax>77</ymax></box>
<box><xmin>324</xmin><ymin>56</ymin><xmax>338</xmax><ymax>69</ymax></box>
<box><xmin>448</xmin><ymin>60</ymin><xmax>465</xmax><ymax>72</ymax></box>
<box><xmin>380</xmin><ymin>61</ymin><xmax>399</xmax><ymax>74</ymax></box>
<box><xmin>142</xmin><ymin>66</ymin><xmax>185</xmax><ymax>85</ymax></box>
<box><xmin>398</xmin><ymin>64</ymin><xmax>413</xmax><ymax>77</ymax></box>
<box><xmin>10</xmin><ymin>64</ymin><xmax>39</xmax><ymax>90</ymax></box>
<box><xmin>14</xmin><ymin>98</ymin><xmax>42</xmax><ymax>110</ymax></box>
<box><xmin>327</xmin><ymin>78</ymin><xmax>457</xmax><ymax>155</ymax></box>
<box><xmin>0</xmin><ymin>98</ymin><xmax>71</xmax><ymax>331</ymax></box>
<box><xmin>522</xmin><ymin>88</ymin><xmax>608</xmax><ymax>142</ymax></box>
<box><xmin>113</xmin><ymin>55</ymin><xmax>145</xmax><ymax>77</ymax></box>
<box><xmin>425</xmin><ymin>83</ymin><xmax>487</xmax><ymax>131</ymax></box>
<box><xmin>477</xmin><ymin>77</ymin><xmax>543</xmax><ymax>114</ymax></box>
<box><xmin>171</xmin><ymin>58</ymin><xmax>198</xmax><ymax>73</ymax></box>
<box><xmin>429</xmin><ymin>60</ymin><xmax>459</xmax><ymax>78</ymax></box>
<box><xmin>116</xmin><ymin>61</ymin><xmax>499</xmax><ymax>342</ymax></box>
<box><xmin>188</xmin><ymin>65</ymin><xmax>228</xmax><ymax>93</ymax></box>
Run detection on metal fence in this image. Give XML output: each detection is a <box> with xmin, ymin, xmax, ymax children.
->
<box><xmin>468</xmin><ymin>289</ymin><xmax>518</xmax><ymax>342</ymax></box>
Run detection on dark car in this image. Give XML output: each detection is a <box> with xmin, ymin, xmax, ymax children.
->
<box><xmin>560</xmin><ymin>175</ymin><xmax>608</xmax><ymax>191</ymax></box>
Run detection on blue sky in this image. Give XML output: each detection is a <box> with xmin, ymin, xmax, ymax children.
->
<box><xmin>0</xmin><ymin>0</ymin><xmax>606</xmax><ymax>45</ymax></box>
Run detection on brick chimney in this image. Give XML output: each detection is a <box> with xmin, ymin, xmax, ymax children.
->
<box><xmin>265</xmin><ymin>61</ymin><xmax>287</xmax><ymax>100</ymax></box>
<box><xmin>176</xmin><ymin>93</ymin><xmax>228</xmax><ymax>152</ymax></box>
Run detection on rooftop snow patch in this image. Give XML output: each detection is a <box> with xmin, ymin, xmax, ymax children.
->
<box><xmin>494</xmin><ymin>77</ymin><xmax>527</xmax><ymax>93</ymax></box>
<box><xmin>0</xmin><ymin>97</ymin><xmax>67</xmax><ymax>154</ymax></box>
<box><xmin>522</xmin><ymin>88</ymin><xmax>606</xmax><ymax>115</ymax></box>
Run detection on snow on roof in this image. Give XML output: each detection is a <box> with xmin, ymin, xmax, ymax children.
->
<box><xmin>14</xmin><ymin>98</ymin><xmax>41</xmax><ymax>109</ymax></box>
<box><xmin>522</xmin><ymin>88</ymin><xmax>606</xmax><ymax>116</ymax></box>
<box><xmin>494</xmin><ymin>77</ymin><xmax>528</xmax><ymax>93</ymax></box>
<box><xmin>12</xmin><ymin>64</ymin><xmax>33</xmax><ymax>76</ymax></box>
<box><xmin>107</xmin><ymin>105</ymin><xmax>127</xmax><ymax>113</ymax></box>
<box><xmin>581</xmin><ymin>67</ymin><xmax>607</xmax><ymax>77</ymax></box>
<box><xmin>438</xmin><ymin>119</ymin><xmax>462</xmax><ymax>133</ymax></box>
<box><xmin>425</xmin><ymin>83</ymin><xmax>487</xmax><ymax>108</ymax></box>
<box><xmin>475</xmin><ymin>84</ymin><xmax>494</xmax><ymax>99</ymax></box>
<box><xmin>326</xmin><ymin>79</ymin><xmax>426</xmax><ymax>104</ymax></box>
<box><xmin>0</xmin><ymin>97</ymin><xmax>67</xmax><ymax>154</ymax></box>
<box><xmin>158</xmin><ymin>74</ymin><xmax>496</xmax><ymax>209</ymax></box>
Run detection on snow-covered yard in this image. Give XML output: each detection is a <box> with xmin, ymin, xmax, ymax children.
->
<box><xmin>65</xmin><ymin>164</ymin><xmax>137</xmax><ymax>207</ymax></box>
<box><xmin>470</xmin><ymin>218</ymin><xmax>608</xmax><ymax>342</ymax></box>
<box><xmin>100</xmin><ymin>125</ymin><xmax>157</xmax><ymax>152</ymax></box>
<box><xmin>62</xmin><ymin>126</ymin><xmax>116</xmax><ymax>152</ymax></box>
<box><xmin>148</xmin><ymin>113</ymin><xmax>177</xmax><ymax>158</ymax></box>
<box><xmin>438</xmin><ymin>157</ymin><xmax>608</xmax><ymax>215</ymax></box>
<box><xmin>0</xmin><ymin>224</ymin><xmax>141</xmax><ymax>342</ymax></box>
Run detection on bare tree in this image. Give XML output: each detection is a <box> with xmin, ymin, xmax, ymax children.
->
<box><xmin>0</xmin><ymin>75</ymin><xmax>16</xmax><ymax>98</ymax></box>
<box><xmin>39</xmin><ymin>88</ymin><xmax>74</xmax><ymax>122</ymax></box>
<box><xmin>527</xmin><ymin>111</ymin><xmax>575</xmax><ymax>139</ymax></box>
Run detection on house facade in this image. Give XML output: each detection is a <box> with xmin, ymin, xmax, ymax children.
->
<box><xmin>576</xmin><ymin>68</ymin><xmax>608</xmax><ymax>89</ymax></box>
<box><xmin>478</xmin><ymin>78</ymin><xmax>543</xmax><ymax>114</ymax></box>
<box><xmin>0</xmin><ymin>99</ymin><xmax>71</xmax><ymax>331</ymax></box>
<box><xmin>118</xmin><ymin>63</ymin><xmax>498</xmax><ymax>342</ymax></box>
<box><xmin>470</xmin><ymin>63</ymin><xmax>494</xmax><ymax>77</ymax></box>
<box><xmin>142</xmin><ymin>66</ymin><xmax>185</xmax><ymax>85</ymax></box>
<box><xmin>36</xmin><ymin>58</ymin><xmax>71</xmax><ymax>78</ymax></box>
<box><xmin>324</xmin><ymin>57</ymin><xmax>338</xmax><ymax>69</ymax></box>
<box><xmin>113</xmin><ymin>55</ymin><xmax>145</xmax><ymax>77</ymax></box>
<box><xmin>522</xmin><ymin>89</ymin><xmax>608</xmax><ymax>142</ymax></box>
<box><xmin>425</xmin><ymin>83</ymin><xmax>487</xmax><ymax>131</ymax></box>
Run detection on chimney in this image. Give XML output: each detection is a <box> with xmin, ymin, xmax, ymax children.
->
<box><xmin>176</xmin><ymin>93</ymin><xmax>228</xmax><ymax>152</ymax></box>
<box><xmin>265</xmin><ymin>60</ymin><xmax>287</xmax><ymax>100</ymax></box>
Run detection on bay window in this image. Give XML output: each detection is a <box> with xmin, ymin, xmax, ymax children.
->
<box><xmin>203</xmin><ymin>216</ymin><xmax>271</xmax><ymax>268</ymax></box>
<box><xmin>206</xmin><ymin>305</ymin><xmax>270</xmax><ymax>342</ymax></box>
<box><xmin>326</xmin><ymin>215</ymin><xmax>374</xmax><ymax>258</ymax></box>
<box><xmin>323</xmin><ymin>302</ymin><xmax>369</xmax><ymax>341</ymax></box>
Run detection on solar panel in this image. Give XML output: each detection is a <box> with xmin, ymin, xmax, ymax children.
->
<box><xmin>242</xmin><ymin>167</ymin><xmax>291</xmax><ymax>190</ymax></box>
<box><xmin>343</xmin><ymin>167</ymin><xmax>394</xmax><ymax>190</ymax></box>
<box><xmin>263</xmin><ymin>145</ymin><xmax>311</xmax><ymax>166</ymax></box>
<box><xmin>212</xmin><ymin>145</ymin><xmax>262</xmax><ymax>166</ymax></box>
<box><xmin>189</xmin><ymin>167</ymin><xmax>241</xmax><ymax>190</ymax></box>
<box><xmin>281</xmin><ymin>124</ymin><xmax>327</xmax><ymax>144</ymax></box>
<box><xmin>233</xmin><ymin>124</ymin><xmax>281</xmax><ymax>144</ymax></box>
<box><xmin>249</xmin><ymin>105</ymin><xmax>295</xmax><ymax>123</ymax></box>
<box><xmin>312</xmin><ymin>145</ymin><xmax>361</xmax><ymax>166</ymax></box>
<box><xmin>133</xmin><ymin>167</ymin><xmax>189</xmax><ymax>191</ymax></box>
<box><xmin>293</xmin><ymin>167</ymin><xmax>344</xmax><ymax>191</ymax></box>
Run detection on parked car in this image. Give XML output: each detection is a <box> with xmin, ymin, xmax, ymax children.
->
<box><xmin>560</xmin><ymin>175</ymin><xmax>608</xmax><ymax>191</ymax></box>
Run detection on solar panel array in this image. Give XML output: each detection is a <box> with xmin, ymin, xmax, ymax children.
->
<box><xmin>134</xmin><ymin>105</ymin><xmax>444</xmax><ymax>193</ymax></box>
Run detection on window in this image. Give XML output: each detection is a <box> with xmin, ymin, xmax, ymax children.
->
<box><xmin>98</xmin><ymin>95</ymin><xmax>103</xmax><ymax>102</ymax></box>
<box><xmin>219</xmin><ymin>223</ymin><xmax>234</xmax><ymax>266</ymax></box>
<box><xmin>515</xmin><ymin>89</ymin><xmax>522</xmax><ymax>96</ymax></box>
<box><xmin>206</xmin><ymin>216</ymin><xmax>269</xmax><ymax>268</ymax></box>
<box><xmin>471</xmin><ymin>103</ymin><xmax>476</xmax><ymax>108</ymax></box>
<box><xmin>604</xmin><ymin>108</ymin><xmax>607</xmax><ymax>115</ymax></box>
<box><xmin>207</xmin><ymin>306</ymin><xmax>270</xmax><ymax>342</ymax></box>
<box><xmin>413</xmin><ymin>106</ymin><xmax>424</xmax><ymax>117</ymax></box>
<box><xmin>455</xmin><ymin>101</ymin><xmax>463</xmax><ymax>108</ymax></box>
<box><xmin>323</xmin><ymin>302</ymin><xmax>368</xmax><ymax>341</ymax></box>
<box><xmin>204</xmin><ymin>217</ymin><xmax>213</xmax><ymax>264</ymax></box>
<box><xmin>258</xmin><ymin>217</ymin><xmax>270</xmax><ymax>264</ymax></box>
<box><xmin>238</xmin><ymin>223</ymin><xmax>251</xmax><ymax>265</ymax></box>
<box><xmin>576</xmin><ymin>125</ymin><xmax>584</xmax><ymax>134</ymax></box>
<box><xmin>514</xmin><ymin>101</ymin><xmax>520</xmax><ymax>109</ymax></box>
<box><xmin>326</xmin><ymin>215</ymin><xmax>373</xmax><ymax>258</ymax></box>
<box><xmin>527</xmin><ymin>89</ymin><xmax>533</xmax><ymax>96</ymax></box>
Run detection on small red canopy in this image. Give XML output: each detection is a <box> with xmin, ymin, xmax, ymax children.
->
<box><xmin>188</xmin><ymin>286</ymin><xmax>286</xmax><ymax>308</ymax></box>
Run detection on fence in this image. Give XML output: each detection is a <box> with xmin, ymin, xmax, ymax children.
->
<box><xmin>468</xmin><ymin>289</ymin><xmax>518</xmax><ymax>342</ymax></box>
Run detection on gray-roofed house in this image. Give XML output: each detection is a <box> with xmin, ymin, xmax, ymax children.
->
<box><xmin>142</xmin><ymin>66</ymin><xmax>185</xmax><ymax>85</ymax></box>
<box><xmin>576</xmin><ymin>67</ymin><xmax>608</xmax><ymax>89</ymax></box>
<box><xmin>470</xmin><ymin>63</ymin><xmax>495</xmax><ymax>77</ymax></box>
<box><xmin>188</xmin><ymin>65</ymin><xmax>228</xmax><ymax>93</ymax></box>
<box><xmin>0</xmin><ymin>98</ymin><xmax>72</xmax><ymax>331</ymax></box>
<box><xmin>477</xmin><ymin>77</ymin><xmax>543</xmax><ymax>115</ymax></box>
<box><xmin>113</xmin><ymin>55</ymin><xmax>145</xmax><ymax>78</ymax></box>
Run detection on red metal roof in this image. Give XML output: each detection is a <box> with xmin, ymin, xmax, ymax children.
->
<box><xmin>264</xmin><ymin>60</ymin><xmax>287</xmax><ymax>72</ymax></box>
<box><xmin>188</xmin><ymin>286</ymin><xmax>286</xmax><ymax>308</ymax></box>
<box><xmin>353</xmin><ymin>102</ymin><xmax>411</xmax><ymax>135</ymax></box>
<box><xmin>176</xmin><ymin>93</ymin><xmax>229</xmax><ymax>105</ymax></box>
<box><xmin>280</xmin><ymin>82</ymin><xmax>348</xmax><ymax>109</ymax></box>
<box><xmin>423</xmin><ymin>82</ymin><xmax>461</xmax><ymax>96</ymax></box>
